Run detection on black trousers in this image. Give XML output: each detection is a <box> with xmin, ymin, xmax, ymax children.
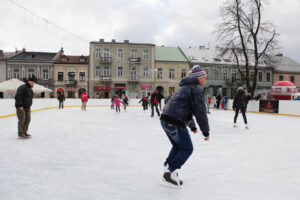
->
<box><xmin>151</xmin><ymin>104</ymin><xmax>160</xmax><ymax>117</ymax></box>
<box><xmin>234</xmin><ymin>107</ymin><xmax>247</xmax><ymax>124</ymax></box>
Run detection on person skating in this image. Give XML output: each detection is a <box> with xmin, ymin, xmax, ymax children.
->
<box><xmin>80</xmin><ymin>92</ymin><xmax>88</xmax><ymax>111</ymax></box>
<box><xmin>123</xmin><ymin>95</ymin><xmax>129</xmax><ymax>111</ymax></box>
<box><xmin>111</xmin><ymin>96</ymin><xmax>116</xmax><ymax>109</ymax></box>
<box><xmin>57</xmin><ymin>92</ymin><xmax>65</xmax><ymax>109</ymax></box>
<box><xmin>150</xmin><ymin>90</ymin><xmax>160</xmax><ymax>117</ymax></box>
<box><xmin>160</xmin><ymin>65</ymin><xmax>210</xmax><ymax>188</ymax></box>
<box><xmin>233</xmin><ymin>87</ymin><xmax>248</xmax><ymax>129</ymax></box>
<box><xmin>113</xmin><ymin>95</ymin><xmax>122</xmax><ymax>113</ymax></box>
<box><xmin>139</xmin><ymin>95</ymin><xmax>148</xmax><ymax>111</ymax></box>
<box><xmin>216</xmin><ymin>94</ymin><xmax>222</xmax><ymax>110</ymax></box>
<box><xmin>157</xmin><ymin>92</ymin><xmax>165</xmax><ymax>111</ymax></box>
<box><xmin>15</xmin><ymin>76</ymin><xmax>36</xmax><ymax>139</ymax></box>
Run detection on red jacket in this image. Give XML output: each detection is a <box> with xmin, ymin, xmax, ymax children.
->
<box><xmin>81</xmin><ymin>92</ymin><xmax>88</xmax><ymax>102</ymax></box>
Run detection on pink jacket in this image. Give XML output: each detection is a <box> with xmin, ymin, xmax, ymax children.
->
<box><xmin>113</xmin><ymin>98</ymin><xmax>122</xmax><ymax>107</ymax></box>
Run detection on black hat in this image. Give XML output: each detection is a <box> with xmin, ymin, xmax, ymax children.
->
<box><xmin>28</xmin><ymin>75</ymin><xmax>36</xmax><ymax>82</ymax></box>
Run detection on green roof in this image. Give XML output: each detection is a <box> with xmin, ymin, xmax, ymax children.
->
<box><xmin>155</xmin><ymin>46</ymin><xmax>188</xmax><ymax>62</ymax></box>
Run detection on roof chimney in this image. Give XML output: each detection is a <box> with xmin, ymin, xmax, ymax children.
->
<box><xmin>112</xmin><ymin>39</ymin><xmax>116</xmax><ymax>43</ymax></box>
<box><xmin>0</xmin><ymin>50</ymin><xmax>3</xmax><ymax>55</ymax></box>
<box><xmin>99</xmin><ymin>39</ymin><xmax>104</xmax><ymax>42</ymax></box>
<box><xmin>276</xmin><ymin>53</ymin><xmax>283</xmax><ymax>57</ymax></box>
<box><xmin>124</xmin><ymin>40</ymin><xmax>129</xmax><ymax>44</ymax></box>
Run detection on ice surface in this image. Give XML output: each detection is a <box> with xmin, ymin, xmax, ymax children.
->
<box><xmin>0</xmin><ymin>107</ymin><xmax>299</xmax><ymax>200</ymax></box>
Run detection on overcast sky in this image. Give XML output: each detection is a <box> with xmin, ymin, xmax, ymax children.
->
<box><xmin>0</xmin><ymin>0</ymin><xmax>299</xmax><ymax>62</ymax></box>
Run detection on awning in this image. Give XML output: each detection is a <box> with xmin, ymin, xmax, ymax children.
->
<box><xmin>114</xmin><ymin>86</ymin><xmax>126</xmax><ymax>90</ymax></box>
<box><xmin>57</xmin><ymin>88</ymin><xmax>64</xmax><ymax>93</ymax></box>
<box><xmin>140</xmin><ymin>84</ymin><xmax>152</xmax><ymax>89</ymax></box>
<box><xmin>94</xmin><ymin>86</ymin><xmax>111</xmax><ymax>91</ymax></box>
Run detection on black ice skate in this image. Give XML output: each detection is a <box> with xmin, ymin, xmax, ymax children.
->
<box><xmin>161</xmin><ymin>172</ymin><xmax>183</xmax><ymax>189</ymax></box>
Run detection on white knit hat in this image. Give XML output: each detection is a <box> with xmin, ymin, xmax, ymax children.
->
<box><xmin>189</xmin><ymin>65</ymin><xmax>207</xmax><ymax>78</ymax></box>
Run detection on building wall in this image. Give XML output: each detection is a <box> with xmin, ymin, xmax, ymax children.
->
<box><xmin>53</xmin><ymin>64</ymin><xmax>89</xmax><ymax>98</ymax></box>
<box><xmin>0</xmin><ymin>60</ymin><xmax>6</xmax><ymax>82</ymax></box>
<box><xmin>89</xmin><ymin>41</ymin><xmax>155</xmax><ymax>98</ymax></box>
<box><xmin>154</xmin><ymin>61</ymin><xmax>190</xmax><ymax>96</ymax></box>
<box><xmin>274</xmin><ymin>72</ymin><xmax>300</xmax><ymax>91</ymax></box>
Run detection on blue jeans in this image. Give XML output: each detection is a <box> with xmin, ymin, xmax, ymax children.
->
<box><xmin>161</xmin><ymin>120</ymin><xmax>193</xmax><ymax>172</ymax></box>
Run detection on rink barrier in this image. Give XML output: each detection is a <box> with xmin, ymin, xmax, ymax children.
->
<box><xmin>0</xmin><ymin>99</ymin><xmax>300</xmax><ymax>118</ymax></box>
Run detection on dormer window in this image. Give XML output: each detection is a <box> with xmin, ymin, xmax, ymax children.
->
<box><xmin>62</xmin><ymin>57</ymin><xmax>67</xmax><ymax>62</ymax></box>
<box><xmin>80</xmin><ymin>58</ymin><xmax>85</xmax><ymax>62</ymax></box>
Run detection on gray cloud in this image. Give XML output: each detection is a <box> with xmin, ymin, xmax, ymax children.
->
<box><xmin>0</xmin><ymin>0</ymin><xmax>299</xmax><ymax>62</ymax></box>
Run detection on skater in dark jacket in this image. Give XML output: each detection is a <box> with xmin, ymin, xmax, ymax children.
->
<box><xmin>139</xmin><ymin>96</ymin><xmax>148</xmax><ymax>111</ymax></box>
<box><xmin>233</xmin><ymin>87</ymin><xmax>248</xmax><ymax>129</ymax></box>
<box><xmin>216</xmin><ymin>94</ymin><xmax>222</xmax><ymax>109</ymax></box>
<box><xmin>151</xmin><ymin>90</ymin><xmax>160</xmax><ymax>117</ymax></box>
<box><xmin>57</xmin><ymin>93</ymin><xmax>65</xmax><ymax>109</ymax></box>
<box><xmin>15</xmin><ymin>76</ymin><xmax>36</xmax><ymax>139</ymax></box>
<box><xmin>160</xmin><ymin>65</ymin><xmax>210</xmax><ymax>188</ymax></box>
<box><xmin>157</xmin><ymin>92</ymin><xmax>165</xmax><ymax>111</ymax></box>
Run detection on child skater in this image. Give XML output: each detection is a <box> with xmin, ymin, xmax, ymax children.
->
<box><xmin>113</xmin><ymin>95</ymin><xmax>122</xmax><ymax>113</ymax></box>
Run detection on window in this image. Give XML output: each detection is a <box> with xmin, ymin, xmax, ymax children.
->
<box><xmin>143</xmin><ymin>67</ymin><xmax>149</xmax><ymax>78</ymax></box>
<box><xmin>290</xmin><ymin>76</ymin><xmax>295</xmax><ymax>83</ymax></box>
<box><xmin>266</xmin><ymin>72</ymin><xmax>271</xmax><ymax>82</ymax></box>
<box><xmin>42</xmin><ymin>69</ymin><xmax>49</xmax><ymax>80</ymax></box>
<box><xmin>222</xmin><ymin>69</ymin><xmax>227</xmax><ymax>80</ymax></box>
<box><xmin>79</xmin><ymin>72</ymin><xmax>85</xmax><ymax>81</ymax></box>
<box><xmin>213</xmin><ymin>68</ymin><xmax>218</xmax><ymax>80</ymax></box>
<box><xmin>96</xmin><ymin>48</ymin><xmax>101</xmax><ymax>58</ymax></box>
<box><xmin>8</xmin><ymin>68</ymin><xmax>11</xmax><ymax>78</ymax></box>
<box><xmin>157</xmin><ymin>68</ymin><xmax>163</xmax><ymax>79</ymax></box>
<box><xmin>131</xmin><ymin>49</ymin><xmax>137</xmax><ymax>58</ymax></box>
<box><xmin>28</xmin><ymin>69</ymin><xmax>35</xmax><ymax>78</ymax></box>
<box><xmin>58</xmin><ymin>72</ymin><xmax>64</xmax><ymax>81</ymax></box>
<box><xmin>104</xmin><ymin>49</ymin><xmax>109</xmax><ymax>58</ymax></box>
<box><xmin>13</xmin><ymin>68</ymin><xmax>20</xmax><ymax>79</ymax></box>
<box><xmin>80</xmin><ymin>58</ymin><xmax>85</xmax><ymax>62</ymax></box>
<box><xmin>143</xmin><ymin>50</ymin><xmax>149</xmax><ymax>59</ymax></box>
<box><xmin>62</xmin><ymin>57</ymin><xmax>67</xmax><ymax>62</ymax></box>
<box><xmin>232</xmin><ymin>70</ymin><xmax>237</xmax><ymax>83</ymax></box>
<box><xmin>250</xmin><ymin>71</ymin><xmax>254</xmax><ymax>81</ymax></box>
<box><xmin>131</xmin><ymin>67</ymin><xmax>137</xmax><ymax>80</ymax></box>
<box><xmin>104</xmin><ymin>66</ymin><xmax>109</xmax><ymax>77</ymax></box>
<box><xmin>118</xmin><ymin>66</ymin><xmax>123</xmax><ymax>77</ymax></box>
<box><xmin>181</xmin><ymin>69</ymin><xmax>187</xmax><ymax>78</ymax></box>
<box><xmin>279</xmin><ymin>75</ymin><xmax>284</xmax><ymax>81</ymax></box>
<box><xmin>68</xmin><ymin>72</ymin><xmax>75</xmax><ymax>81</ymax></box>
<box><xmin>169</xmin><ymin>68</ymin><xmax>175</xmax><ymax>79</ymax></box>
<box><xmin>169</xmin><ymin>87</ymin><xmax>175</xmax><ymax>94</ymax></box>
<box><xmin>118</xmin><ymin>49</ymin><xmax>123</xmax><ymax>59</ymax></box>
<box><xmin>258</xmin><ymin>71</ymin><xmax>263</xmax><ymax>82</ymax></box>
<box><xmin>95</xmin><ymin>66</ymin><xmax>101</xmax><ymax>77</ymax></box>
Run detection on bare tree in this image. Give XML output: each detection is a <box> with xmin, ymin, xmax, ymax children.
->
<box><xmin>215</xmin><ymin>0</ymin><xmax>279</xmax><ymax>97</ymax></box>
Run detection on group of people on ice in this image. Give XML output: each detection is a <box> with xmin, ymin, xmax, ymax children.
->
<box><xmin>111</xmin><ymin>95</ymin><xmax>129</xmax><ymax>113</ymax></box>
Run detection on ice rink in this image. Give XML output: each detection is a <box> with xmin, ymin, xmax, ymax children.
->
<box><xmin>0</xmin><ymin>106</ymin><xmax>299</xmax><ymax>200</ymax></box>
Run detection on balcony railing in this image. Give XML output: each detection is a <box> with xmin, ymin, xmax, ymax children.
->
<box><xmin>65</xmin><ymin>80</ymin><xmax>77</xmax><ymax>87</ymax></box>
<box><xmin>129</xmin><ymin>57</ymin><xmax>141</xmax><ymax>63</ymax></box>
<box><xmin>99</xmin><ymin>76</ymin><xmax>112</xmax><ymax>82</ymax></box>
<box><xmin>100</xmin><ymin>57</ymin><xmax>112</xmax><ymax>63</ymax></box>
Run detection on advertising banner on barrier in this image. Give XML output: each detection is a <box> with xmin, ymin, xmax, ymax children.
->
<box><xmin>259</xmin><ymin>100</ymin><xmax>279</xmax><ymax>113</ymax></box>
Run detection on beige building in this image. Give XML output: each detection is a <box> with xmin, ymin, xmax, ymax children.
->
<box><xmin>89</xmin><ymin>39</ymin><xmax>155</xmax><ymax>98</ymax></box>
<box><xmin>155</xmin><ymin>46</ymin><xmax>190</xmax><ymax>96</ymax></box>
<box><xmin>54</xmin><ymin>52</ymin><xmax>89</xmax><ymax>98</ymax></box>
<box><xmin>273</xmin><ymin>54</ymin><xmax>300</xmax><ymax>92</ymax></box>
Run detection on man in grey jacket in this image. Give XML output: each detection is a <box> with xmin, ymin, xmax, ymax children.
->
<box><xmin>160</xmin><ymin>65</ymin><xmax>210</xmax><ymax>188</ymax></box>
<box><xmin>15</xmin><ymin>76</ymin><xmax>36</xmax><ymax>139</ymax></box>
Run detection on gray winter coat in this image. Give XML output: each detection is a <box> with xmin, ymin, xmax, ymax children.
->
<box><xmin>160</xmin><ymin>76</ymin><xmax>209</xmax><ymax>136</ymax></box>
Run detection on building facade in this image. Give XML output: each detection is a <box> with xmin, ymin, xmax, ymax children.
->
<box><xmin>6</xmin><ymin>51</ymin><xmax>57</xmax><ymax>94</ymax></box>
<box><xmin>155</xmin><ymin>46</ymin><xmax>190</xmax><ymax>96</ymax></box>
<box><xmin>272</xmin><ymin>54</ymin><xmax>300</xmax><ymax>92</ymax></box>
<box><xmin>89</xmin><ymin>39</ymin><xmax>155</xmax><ymax>99</ymax></box>
<box><xmin>54</xmin><ymin>53</ymin><xmax>89</xmax><ymax>98</ymax></box>
<box><xmin>181</xmin><ymin>47</ymin><xmax>274</xmax><ymax>98</ymax></box>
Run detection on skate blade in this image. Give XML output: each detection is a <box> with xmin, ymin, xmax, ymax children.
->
<box><xmin>160</xmin><ymin>180</ymin><xmax>183</xmax><ymax>189</ymax></box>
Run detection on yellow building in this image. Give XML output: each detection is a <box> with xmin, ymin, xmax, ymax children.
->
<box><xmin>53</xmin><ymin>53</ymin><xmax>89</xmax><ymax>98</ymax></box>
<box><xmin>155</xmin><ymin>46</ymin><xmax>190</xmax><ymax>96</ymax></box>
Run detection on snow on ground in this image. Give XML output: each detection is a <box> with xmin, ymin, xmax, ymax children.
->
<box><xmin>0</xmin><ymin>106</ymin><xmax>299</xmax><ymax>200</ymax></box>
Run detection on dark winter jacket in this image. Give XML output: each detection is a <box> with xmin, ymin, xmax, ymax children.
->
<box><xmin>139</xmin><ymin>97</ymin><xmax>148</xmax><ymax>106</ymax></box>
<box><xmin>57</xmin><ymin>94</ymin><xmax>65</xmax><ymax>102</ymax></box>
<box><xmin>233</xmin><ymin>89</ymin><xmax>247</xmax><ymax>109</ymax></box>
<box><xmin>151</xmin><ymin>91</ymin><xmax>160</xmax><ymax>105</ymax></box>
<box><xmin>15</xmin><ymin>82</ymin><xmax>34</xmax><ymax>109</ymax></box>
<box><xmin>160</xmin><ymin>76</ymin><xmax>209</xmax><ymax>137</ymax></box>
<box><xmin>157</xmin><ymin>92</ymin><xmax>164</xmax><ymax>103</ymax></box>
